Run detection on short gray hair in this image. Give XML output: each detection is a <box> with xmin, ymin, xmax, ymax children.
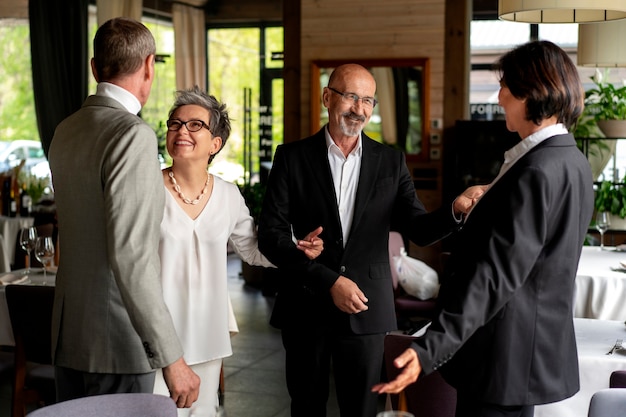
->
<box><xmin>168</xmin><ymin>86</ymin><xmax>231</xmax><ymax>164</ymax></box>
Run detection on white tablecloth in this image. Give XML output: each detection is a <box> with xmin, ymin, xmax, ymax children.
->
<box><xmin>535</xmin><ymin>318</ymin><xmax>626</xmax><ymax>417</ymax></box>
<box><xmin>575</xmin><ymin>246</ymin><xmax>626</xmax><ymax>321</ymax></box>
<box><xmin>0</xmin><ymin>269</ymin><xmax>55</xmax><ymax>346</ymax></box>
<box><xmin>0</xmin><ymin>215</ymin><xmax>34</xmax><ymax>270</ymax></box>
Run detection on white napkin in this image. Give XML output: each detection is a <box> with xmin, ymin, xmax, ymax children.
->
<box><xmin>0</xmin><ymin>273</ymin><xmax>29</xmax><ymax>286</ymax></box>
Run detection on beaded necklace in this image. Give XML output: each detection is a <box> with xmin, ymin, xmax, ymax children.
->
<box><xmin>168</xmin><ymin>169</ymin><xmax>210</xmax><ymax>205</ymax></box>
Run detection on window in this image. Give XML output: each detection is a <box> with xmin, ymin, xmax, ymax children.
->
<box><xmin>208</xmin><ymin>26</ymin><xmax>283</xmax><ymax>184</ymax></box>
<box><xmin>0</xmin><ymin>19</ymin><xmax>39</xmax><ymax>143</ymax></box>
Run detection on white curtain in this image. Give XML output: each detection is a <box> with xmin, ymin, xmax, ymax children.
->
<box><xmin>96</xmin><ymin>0</ymin><xmax>142</xmax><ymax>26</ymax></box>
<box><xmin>372</xmin><ymin>67</ymin><xmax>396</xmax><ymax>145</ymax></box>
<box><xmin>589</xmin><ymin>140</ymin><xmax>618</xmax><ymax>181</ymax></box>
<box><xmin>172</xmin><ymin>3</ymin><xmax>207</xmax><ymax>91</ymax></box>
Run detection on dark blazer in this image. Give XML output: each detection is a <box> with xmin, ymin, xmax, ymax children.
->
<box><xmin>414</xmin><ymin>133</ymin><xmax>594</xmax><ymax>405</ymax></box>
<box><xmin>258</xmin><ymin>128</ymin><xmax>459</xmax><ymax>334</ymax></box>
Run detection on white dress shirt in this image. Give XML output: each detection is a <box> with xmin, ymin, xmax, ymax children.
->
<box><xmin>467</xmin><ymin>123</ymin><xmax>569</xmax><ymax>217</ymax></box>
<box><xmin>325</xmin><ymin>128</ymin><xmax>362</xmax><ymax>246</ymax></box>
<box><xmin>95</xmin><ymin>82</ymin><xmax>142</xmax><ymax>115</ymax></box>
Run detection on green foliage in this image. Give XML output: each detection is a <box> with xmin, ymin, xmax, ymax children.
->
<box><xmin>584</xmin><ymin>69</ymin><xmax>626</xmax><ymax>121</ymax></box>
<box><xmin>595</xmin><ymin>179</ymin><xmax>626</xmax><ymax>218</ymax></box>
<box><xmin>0</xmin><ymin>22</ymin><xmax>39</xmax><ymax>141</ymax></box>
<box><xmin>239</xmin><ymin>182</ymin><xmax>266</xmax><ymax>224</ymax></box>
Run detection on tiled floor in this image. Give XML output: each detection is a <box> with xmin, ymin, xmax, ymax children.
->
<box><xmin>221</xmin><ymin>253</ymin><xmax>342</xmax><ymax>416</ymax></box>
<box><xmin>0</xmin><ymin>254</ymin><xmax>354</xmax><ymax>417</ymax></box>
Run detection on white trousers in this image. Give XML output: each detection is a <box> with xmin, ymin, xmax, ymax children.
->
<box><xmin>154</xmin><ymin>359</ymin><xmax>223</xmax><ymax>417</ymax></box>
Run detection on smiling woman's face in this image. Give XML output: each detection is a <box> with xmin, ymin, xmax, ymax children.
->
<box><xmin>166</xmin><ymin>104</ymin><xmax>220</xmax><ymax>164</ymax></box>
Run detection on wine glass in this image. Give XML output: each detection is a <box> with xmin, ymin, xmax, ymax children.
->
<box><xmin>19</xmin><ymin>226</ymin><xmax>37</xmax><ymax>274</ymax></box>
<box><xmin>34</xmin><ymin>236</ymin><xmax>55</xmax><ymax>285</ymax></box>
<box><xmin>596</xmin><ymin>211</ymin><xmax>611</xmax><ymax>250</ymax></box>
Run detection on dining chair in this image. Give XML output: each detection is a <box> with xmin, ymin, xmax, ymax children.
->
<box><xmin>383</xmin><ymin>333</ymin><xmax>457</xmax><ymax>417</ymax></box>
<box><xmin>6</xmin><ymin>284</ymin><xmax>56</xmax><ymax>417</ymax></box>
<box><xmin>587</xmin><ymin>388</ymin><xmax>626</xmax><ymax>417</ymax></box>
<box><xmin>389</xmin><ymin>231</ymin><xmax>438</xmax><ymax>330</ymax></box>
<box><xmin>0</xmin><ymin>348</ymin><xmax>14</xmax><ymax>380</ymax></box>
<box><xmin>609</xmin><ymin>370</ymin><xmax>626</xmax><ymax>388</ymax></box>
<box><xmin>25</xmin><ymin>393</ymin><xmax>177</xmax><ymax>417</ymax></box>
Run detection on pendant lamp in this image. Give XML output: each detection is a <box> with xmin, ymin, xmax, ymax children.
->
<box><xmin>578</xmin><ymin>20</ymin><xmax>626</xmax><ymax>67</ymax></box>
<box><xmin>498</xmin><ymin>0</ymin><xmax>626</xmax><ymax>23</ymax></box>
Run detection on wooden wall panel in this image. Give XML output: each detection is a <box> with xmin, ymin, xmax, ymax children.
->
<box><xmin>300</xmin><ymin>0</ymin><xmax>449</xmax><ymax>267</ymax></box>
<box><xmin>300</xmin><ymin>0</ymin><xmax>445</xmax><ymax>138</ymax></box>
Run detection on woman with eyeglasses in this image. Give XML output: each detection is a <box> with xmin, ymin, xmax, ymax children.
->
<box><xmin>152</xmin><ymin>86</ymin><xmax>324</xmax><ymax>417</ymax></box>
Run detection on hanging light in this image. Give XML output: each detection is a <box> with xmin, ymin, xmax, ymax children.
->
<box><xmin>498</xmin><ymin>0</ymin><xmax>626</xmax><ymax>23</ymax></box>
<box><xmin>578</xmin><ymin>20</ymin><xmax>626</xmax><ymax>67</ymax></box>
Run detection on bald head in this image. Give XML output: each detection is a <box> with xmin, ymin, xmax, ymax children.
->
<box><xmin>324</xmin><ymin>63</ymin><xmax>377</xmax><ymax>143</ymax></box>
<box><xmin>328</xmin><ymin>64</ymin><xmax>376</xmax><ymax>91</ymax></box>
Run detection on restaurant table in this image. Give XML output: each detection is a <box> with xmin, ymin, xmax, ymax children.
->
<box><xmin>0</xmin><ymin>215</ymin><xmax>34</xmax><ymax>271</ymax></box>
<box><xmin>575</xmin><ymin>246</ymin><xmax>626</xmax><ymax>321</ymax></box>
<box><xmin>534</xmin><ymin>318</ymin><xmax>626</xmax><ymax>417</ymax></box>
<box><xmin>0</xmin><ymin>268</ymin><xmax>55</xmax><ymax>346</ymax></box>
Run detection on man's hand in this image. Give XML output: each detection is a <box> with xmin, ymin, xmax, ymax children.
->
<box><xmin>453</xmin><ymin>184</ymin><xmax>489</xmax><ymax>215</ymax></box>
<box><xmin>371</xmin><ymin>347</ymin><xmax>421</xmax><ymax>394</ymax></box>
<box><xmin>297</xmin><ymin>226</ymin><xmax>324</xmax><ymax>260</ymax></box>
<box><xmin>330</xmin><ymin>276</ymin><xmax>368</xmax><ymax>314</ymax></box>
<box><xmin>162</xmin><ymin>357</ymin><xmax>201</xmax><ymax>408</ymax></box>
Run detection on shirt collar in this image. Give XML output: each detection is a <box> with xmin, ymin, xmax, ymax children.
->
<box><xmin>324</xmin><ymin>126</ymin><xmax>363</xmax><ymax>157</ymax></box>
<box><xmin>503</xmin><ymin>123</ymin><xmax>568</xmax><ymax>163</ymax></box>
<box><xmin>96</xmin><ymin>82</ymin><xmax>142</xmax><ymax>115</ymax></box>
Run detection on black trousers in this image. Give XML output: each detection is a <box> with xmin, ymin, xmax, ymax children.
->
<box><xmin>456</xmin><ymin>390</ymin><xmax>535</xmax><ymax>417</ymax></box>
<box><xmin>55</xmin><ymin>366</ymin><xmax>156</xmax><ymax>403</ymax></box>
<box><xmin>281</xmin><ymin>327</ymin><xmax>385</xmax><ymax>417</ymax></box>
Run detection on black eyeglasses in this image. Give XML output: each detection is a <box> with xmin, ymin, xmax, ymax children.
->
<box><xmin>327</xmin><ymin>86</ymin><xmax>378</xmax><ymax>108</ymax></box>
<box><xmin>166</xmin><ymin>119</ymin><xmax>211</xmax><ymax>133</ymax></box>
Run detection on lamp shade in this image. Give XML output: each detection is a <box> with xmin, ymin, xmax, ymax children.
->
<box><xmin>499</xmin><ymin>0</ymin><xmax>626</xmax><ymax>23</ymax></box>
<box><xmin>578</xmin><ymin>20</ymin><xmax>626</xmax><ymax>67</ymax></box>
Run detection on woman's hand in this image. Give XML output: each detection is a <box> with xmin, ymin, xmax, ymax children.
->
<box><xmin>297</xmin><ymin>226</ymin><xmax>324</xmax><ymax>260</ymax></box>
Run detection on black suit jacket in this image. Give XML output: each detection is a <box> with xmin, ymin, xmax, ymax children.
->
<box><xmin>414</xmin><ymin>133</ymin><xmax>594</xmax><ymax>405</ymax></box>
<box><xmin>258</xmin><ymin>128</ymin><xmax>459</xmax><ymax>334</ymax></box>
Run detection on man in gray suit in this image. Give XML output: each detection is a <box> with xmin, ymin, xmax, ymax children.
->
<box><xmin>49</xmin><ymin>18</ymin><xmax>200</xmax><ymax>408</ymax></box>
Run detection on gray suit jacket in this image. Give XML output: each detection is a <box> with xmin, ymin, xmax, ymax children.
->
<box><xmin>415</xmin><ymin>133</ymin><xmax>594</xmax><ymax>405</ymax></box>
<box><xmin>49</xmin><ymin>95</ymin><xmax>182</xmax><ymax>373</ymax></box>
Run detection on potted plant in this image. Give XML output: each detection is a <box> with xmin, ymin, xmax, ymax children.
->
<box><xmin>238</xmin><ymin>181</ymin><xmax>268</xmax><ymax>289</ymax></box>
<box><xmin>572</xmin><ymin>70</ymin><xmax>626</xmax><ymax>181</ymax></box>
<box><xmin>594</xmin><ymin>178</ymin><xmax>626</xmax><ymax>230</ymax></box>
<box><xmin>239</xmin><ymin>181</ymin><xmax>266</xmax><ymax>225</ymax></box>
<box><xmin>584</xmin><ymin>69</ymin><xmax>626</xmax><ymax>137</ymax></box>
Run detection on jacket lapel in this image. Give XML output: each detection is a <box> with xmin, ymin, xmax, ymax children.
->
<box><xmin>349</xmin><ymin>136</ymin><xmax>381</xmax><ymax>239</ymax></box>
<box><xmin>306</xmin><ymin>130</ymin><xmax>344</xmax><ymax>230</ymax></box>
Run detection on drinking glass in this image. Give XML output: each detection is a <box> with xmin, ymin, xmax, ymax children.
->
<box><xmin>376</xmin><ymin>412</ymin><xmax>415</xmax><ymax>417</ymax></box>
<box><xmin>19</xmin><ymin>226</ymin><xmax>38</xmax><ymax>274</ymax></box>
<box><xmin>34</xmin><ymin>236</ymin><xmax>55</xmax><ymax>285</ymax></box>
<box><xmin>596</xmin><ymin>211</ymin><xmax>611</xmax><ymax>250</ymax></box>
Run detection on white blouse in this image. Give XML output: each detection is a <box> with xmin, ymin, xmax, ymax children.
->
<box><xmin>159</xmin><ymin>175</ymin><xmax>273</xmax><ymax>364</ymax></box>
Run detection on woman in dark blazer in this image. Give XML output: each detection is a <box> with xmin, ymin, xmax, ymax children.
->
<box><xmin>373</xmin><ymin>40</ymin><xmax>595</xmax><ymax>417</ymax></box>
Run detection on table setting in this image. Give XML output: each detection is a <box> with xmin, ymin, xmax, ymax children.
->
<box><xmin>534</xmin><ymin>318</ymin><xmax>626</xmax><ymax>417</ymax></box>
<box><xmin>0</xmin><ymin>266</ymin><xmax>56</xmax><ymax>346</ymax></box>
<box><xmin>575</xmin><ymin>245</ymin><xmax>626</xmax><ymax>320</ymax></box>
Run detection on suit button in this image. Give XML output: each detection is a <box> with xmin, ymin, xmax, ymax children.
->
<box><xmin>340</xmin><ymin>266</ymin><xmax>346</xmax><ymax>273</ymax></box>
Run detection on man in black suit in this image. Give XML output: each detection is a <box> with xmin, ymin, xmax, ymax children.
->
<box><xmin>258</xmin><ymin>63</ymin><xmax>480</xmax><ymax>417</ymax></box>
<box><xmin>372</xmin><ymin>41</ymin><xmax>594</xmax><ymax>417</ymax></box>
